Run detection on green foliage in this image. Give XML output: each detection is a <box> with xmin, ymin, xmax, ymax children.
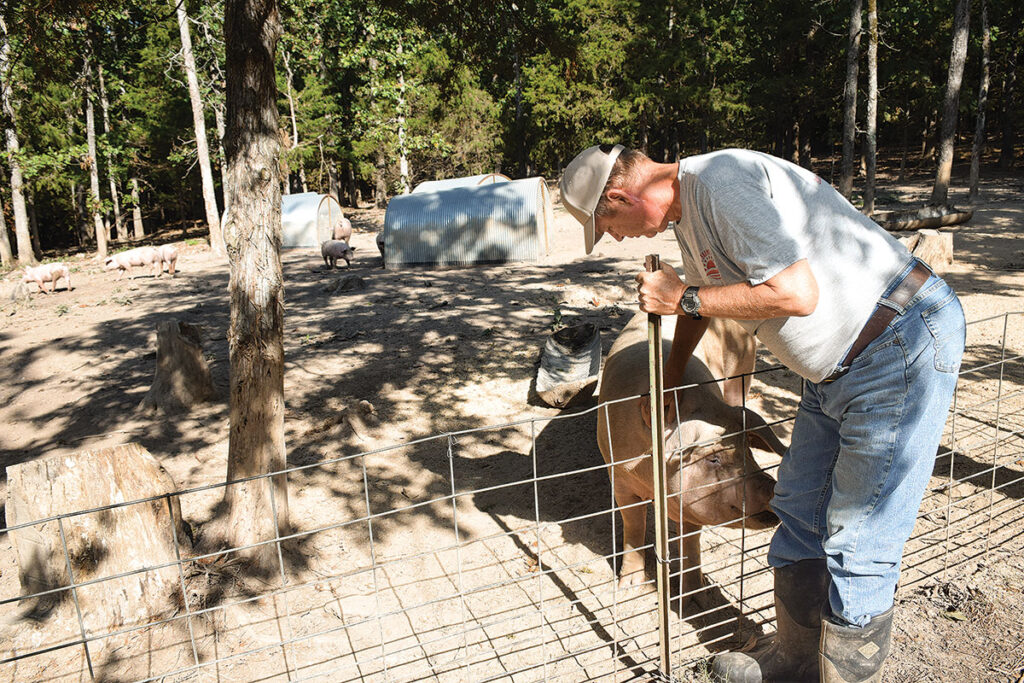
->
<box><xmin>1</xmin><ymin>0</ymin><xmax>1021</xmax><ymax>254</ymax></box>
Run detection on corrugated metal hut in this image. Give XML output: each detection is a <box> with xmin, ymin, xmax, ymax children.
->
<box><xmin>411</xmin><ymin>173</ymin><xmax>510</xmax><ymax>194</ymax></box>
<box><xmin>281</xmin><ymin>192</ymin><xmax>345</xmax><ymax>248</ymax></box>
<box><xmin>382</xmin><ymin>177</ymin><xmax>553</xmax><ymax>268</ymax></box>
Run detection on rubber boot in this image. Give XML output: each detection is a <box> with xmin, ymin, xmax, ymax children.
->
<box><xmin>708</xmin><ymin>558</ymin><xmax>830</xmax><ymax>682</ymax></box>
<box><xmin>819</xmin><ymin>607</ymin><xmax>893</xmax><ymax>683</ymax></box>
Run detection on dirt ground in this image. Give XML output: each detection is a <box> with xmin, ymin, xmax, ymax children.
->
<box><xmin>1</xmin><ymin>166</ymin><xmax>1023</xmax><ymax>683</ymax></box>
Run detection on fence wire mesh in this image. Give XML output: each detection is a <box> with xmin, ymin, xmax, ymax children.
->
<box><xmin>1</xmin><ymin>312</ymin><xmax>1022</xmax><ymax>683</ymax></box>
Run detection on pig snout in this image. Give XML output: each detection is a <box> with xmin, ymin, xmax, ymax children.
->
<box><xmin>674</xmin><ymin>437</ymin><xmax>778</xmax><ymax>530</ymax></box>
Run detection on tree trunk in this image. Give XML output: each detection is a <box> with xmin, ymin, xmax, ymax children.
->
<box><xmin>863</xmin><ymin>0</ymin><xmax>879</xmax><ymax>214</ymax></box>
<box><xmin>344</xmin><ymin>162</ymin><xmax>359</xmax><ymax>207</ymax></box>
<box><xmin>223</xmin><ymin>0</ymin><xmax>289</xmax><ymax>571</ymax></box>
<box><xmin>97</xmin><ymin>63</ymin><xmax>123</xmax><ymax>240</ymax></box>
<box><xmin>397</xmin><ymin>41</ymin><xmax>410</xmax><ymax>195</ymax></box>
<box><xmin>1</xmin><ymin>17</ymin><xmax>37</xmax><ymax>265</ymax></box>
<box><xmin>931</xmin><ymin>0</ymin><xmax>972</xmax><ymax>205</ymax></box>
<box><xmin>997</xmin><ymin>43</ymin><xmax>1018</xmax><ymax>170</ymax></box>
<box><xmin>84</xmin><ymin>43</ymin><xmax>109</xmax><ymax>260</ymax></box>
<box><xmin>968</xmin><ymin>0</ymin><xmax>990</xmax><ymax>203</ymax></box>
<box><xmin>281</xmin><ymin>50</ymin><xmax>308</xmax><ymax>196</ymax></box>
<box><xmin>214</xmin><ymin>103</ymin><xmax>230</xmax><ymax>214</ymax></box>
<box><xmin>0</xmin><ymin>196</ymin><xmax>13</xmax><ymax>266</ymax></box>
<box><xmin>140</xmin><ymin>321</ymin><xmax>216</xmax><ymax>413</ymax></box>
<box><xmin>839</xmin><ymin>0</ymin><xmax>862</xmax><ymax>199</ymax></box>
<box><xmin>26</xmin><ymin>185</ymin><xmax>41</xmax><ymax>255</ymax></box>
<box><xmin>131</xmin><ymin>177</ymin><xmax>144</xmax><ymax>239</ymax></box>
<box><xmin>374</xmin><ymin>149</ymin><xmax>387</xmax><ymax>207</ymax></box>
<box><xmin>177</xmin><ymin>0</ymin><xmax>224</xmax><ymax>257</ymax></box>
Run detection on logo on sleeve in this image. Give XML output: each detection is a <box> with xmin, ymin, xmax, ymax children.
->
<box><xmin>700</xmin><ymin>249</ymin><xmax>722</xmax><ymax>280</ymax></box>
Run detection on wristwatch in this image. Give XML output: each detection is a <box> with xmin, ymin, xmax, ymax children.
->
<box><xmin>680</xmin><ymin>286</ymin><xmax>702</xmax><ymax>319</ymax></box>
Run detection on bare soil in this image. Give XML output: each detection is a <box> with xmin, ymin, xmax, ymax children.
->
<box><xmin>1</xmin><ymin>167</ymin><xmax>1023</xmax><ymax>682</ymax></box>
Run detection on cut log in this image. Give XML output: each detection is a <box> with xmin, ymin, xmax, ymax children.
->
<box><xmin>910</xmin><ymin>229</ymin><xmax>954</xmax><ymax>272</ymax></box>
<box><xmin>140</xmin><ymin>320</ymin><xmax>216</xmax><ymax>413</ymax></box>
<box><xmin>536</xmin><ymin>323</ymin><xmax>601</xmax><ymax>408</ymax></box>
<box><xmin>5</xmin><ymin>443</ymin><xmax>190</xmax><ymax>631</ymax></box>
<box><xmin>874</xmin><ymin>204</ymin><xmax>973</xmax><ymax>231</ymax></box>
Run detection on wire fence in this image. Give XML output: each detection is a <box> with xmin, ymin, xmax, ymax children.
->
<box><xmin>1</xmin><ymin>311</ymin><xmax>1022</xmax><ymax>683</ymax></box>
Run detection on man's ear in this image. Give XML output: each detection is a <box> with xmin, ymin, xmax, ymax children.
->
<box><xmin>604</xmin><ymin>187</ymin><xmax>636</xmax><ymax>207</ymax></box>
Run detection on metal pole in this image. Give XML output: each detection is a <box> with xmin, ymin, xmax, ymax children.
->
<box><xmin>645</xmin><ymin>254</ymin><xmax>672</xmax><ymax>677</ymax></box>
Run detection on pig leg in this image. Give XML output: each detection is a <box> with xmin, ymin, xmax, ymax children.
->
<box><xmin>615</xmin><ymin>480</ymin><xmax>648</xmax><ymax>588</ymax></box>
<box><xmin>680</xmin><ymin>520</ymin><xmax>707</xmax><ymax>609</ymax></box>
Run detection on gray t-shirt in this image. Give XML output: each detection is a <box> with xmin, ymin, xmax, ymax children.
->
<box><xmin>673</xmin><ymin>149</ymin><xmax>911</xmax><ymax>382</ymax></box>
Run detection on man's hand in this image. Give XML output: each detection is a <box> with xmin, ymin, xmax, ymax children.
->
<box><xmin>640</xmin><ymin>388</ymin><xmax>680</xmax><ymax>431</ymax></box>
<box><xmin>635</xmin><ymin>263</ymin><xmax>685</xmax><ymax>315</ymax></box>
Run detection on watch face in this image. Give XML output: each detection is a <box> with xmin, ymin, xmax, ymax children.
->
<box><xmin>683</xmin><ymin>288</ymin><xmax>700</xmax><ymax>315</ymax></box>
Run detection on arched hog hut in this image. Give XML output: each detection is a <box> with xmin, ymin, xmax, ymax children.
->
<box><xmin>411</xmin><ymin>173</ymin><xmax>511</xmax><ymax>194</ymax></box>
<box><xmin>382</xmin><ymin>177</ymin><xmax>553</xmax><ymax>268</ymax></box>
<box><xmin>281</xmin><ymin>192</ymin><xmax>346</xmax><ymax>248</ymax></box>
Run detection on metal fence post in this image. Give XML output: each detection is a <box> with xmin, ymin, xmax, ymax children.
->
<box><xmin>645</xmin><ymin>254</ymin><xmax>673</xmax><ymax>677</ymax></box>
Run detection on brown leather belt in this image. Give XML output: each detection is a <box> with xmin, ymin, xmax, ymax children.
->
<box><xmin>824</xmin><ymin>261</ymin><xmax>932</xmax><ymax>382</ymax></box>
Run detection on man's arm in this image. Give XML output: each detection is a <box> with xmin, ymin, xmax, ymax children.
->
<box><xmin>637</xmin><ymin>259</ymin><xmax>819</xmax><ymax>320</ymax></box>
<box><xmin>665</xmin><ymin>315</ymin><xmax>709</xmax><ymax>391</ymax></box>
<box><xmin>640</xmin><ymin>307</ymin><xmax>709</xmax><ymax>429</ymax></box>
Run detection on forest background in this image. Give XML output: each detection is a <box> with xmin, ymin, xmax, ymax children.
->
<box><xmin>0</xmin><ymin>0</ymin><xmax>1021</xmax><ymax>263</ymax></box>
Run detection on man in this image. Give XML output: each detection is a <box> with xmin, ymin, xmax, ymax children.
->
<box><xmin>559</xmin><ymin>144</ymin><xmax>965</xmax><ymax>683</ymax></box>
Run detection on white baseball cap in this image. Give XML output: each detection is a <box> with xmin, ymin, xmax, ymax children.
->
<box><xmin>559</xmin><ymin>144</ymin><xmax>624</xmax><ymax>254</ymax></box>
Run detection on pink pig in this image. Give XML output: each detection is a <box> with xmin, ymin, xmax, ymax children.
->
<box><xmin>104</xmin><ymin>246</ymin><xmax>163</xmax><ymax>279</ymax></box>
<box><xmin>157</xmin><ymin>245</ymin><xmax>178</xmax><ymax>276</ymax></box>
<box><xmin>22</xmin><ymin>262</ymin><xmax>71</xmax><ymax>294</ymax></box>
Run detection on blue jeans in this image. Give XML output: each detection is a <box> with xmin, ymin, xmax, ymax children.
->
<box><xmin>768</xmin><ymin>259</ymin><xmax>966</xmax><ymax>627</ymax></box>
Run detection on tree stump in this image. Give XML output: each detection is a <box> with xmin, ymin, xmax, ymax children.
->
<box><xmin>907</xmin><ymin>229</ymin><xmax>954</xmax><ymax>273</ymax></box>
<box><xmin>140</xmin><ymin>320</ymin><xmax>216</xmax><ymax>413</ymax></box>
<box><xmin>5</xmin><ymin>443</ymin><xmax>190</xmax><ymax>631</ymax></box>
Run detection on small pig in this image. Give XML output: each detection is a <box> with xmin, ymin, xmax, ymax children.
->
<box><xmin>104</xmin><ymin>246</ymin><xmax>163</xmax><ymax>279</ymax></box>
<box><xmin>597</xmin><ymin>311</ymin><xmax>785</xmax><ymax>600</ymax></box>
<box><xmin>333</xmin><ymin>216</ymin><xmax>353</xmax><ymax>242</ymax></box>
<box><xmin>321</xmin><ymin>240</ymin><xmax>355</xmax><ymax>269</ymax></box>
<box><xmin>22</xmin><ymin>262</ymin><xmax>71</xmax><ymax>294</ymax></box>
<box><xmin>375</xmin><ymin>232</ymin><xmax>386</xmax><ymax>261</ymax></box>
<box><xmin>157</xmin><ymin>244</ymin><xmax>178</xmax><ymax>276</ymax></box>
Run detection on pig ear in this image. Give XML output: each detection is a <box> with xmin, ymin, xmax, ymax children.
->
<box><xmin>735</xmin><ymin>406</ymin><xmax>788</xmax><ymax>456</ymax></box>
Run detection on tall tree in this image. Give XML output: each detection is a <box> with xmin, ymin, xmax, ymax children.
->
<box><xmin>130</xmin><ymin>176</ymin><xmax>144</xmax><ymax>238</ymax></box>
<box><xmin>839</xmin><ymin>0</ymin><xmax>863</xmax><ymax>199</ymax></box>
<box><xmin>0</xmin><ymin>196</ymin><xmax>13</xmax><ymax>266</ymax></box>
<box><xmin>222</xmin><ymin>0</ymin><xmax>289</xmax><ymax>570</ymax></box>
<box><xmin>176</xmin><ymin>0</ymin><xmax>225</xmax><ymax>256</ymax></box>
<box><xmin>931</xmin><ymin>0</ymin><xmax>972</xmax><ymax>205</ymax></box>
<box><xmin>83</xmin><ymin>40</ymin><xmax>109</xmax><ymax>259</ymax></box>
<box><xmin>968</xmin><ymin>0</ymin><xmax>990</xmax><ymax>202</ymax></box>
<box><xmin>863</xmin><ymin>0</ymin><xmax>879</xmax><ymax>214</ymax></box>
<box><xmin>1</xmin><ymin>16</ymin><xmax>38</xmax><ymax>265</ymax></box>
<box><xmin>97</xmin><ymin>62</ymin><xmax>123</xmax><ymax>240</ymax></box>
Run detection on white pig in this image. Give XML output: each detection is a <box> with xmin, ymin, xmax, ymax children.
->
<box><xmin>321</xmin><ymin>240</ymin><xmax>355</xmax><ymax>269</ymax></box>
<box><xmin>22</xmin><ymin>262</ymin><xmax>71</xmax><ymax>294</ymax></box>
<box><xmin>104</xmin><ymin>246</ymin><xmax>163</xmax><ymax>279</ymax></box>
<box><xmin>333</xmin><ymin>216</ymin><xmax>353</xmax><ymax>242</ymax></box>
<box><xmin>157</xmin><ymin>244</ymin><xmax>178</xmax><ymax>276</ymax></box>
